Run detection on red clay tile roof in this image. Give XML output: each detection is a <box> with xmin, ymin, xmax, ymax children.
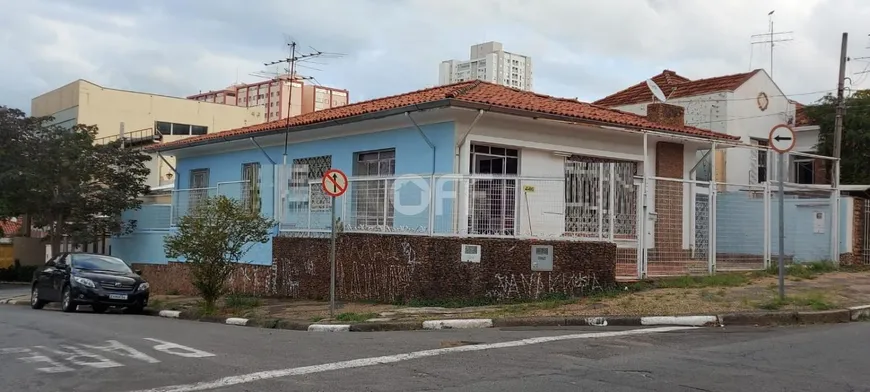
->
<box><xmin>790</xmin><ymin>100</ymin><xmax>814</xmax><ymax>126</ymax></box>
<box><xmin>0</xmin><ymin>219</ymin><xmax>21</xmax><ymax>237</ymax></box>
<box><xmin>594</xmin><ymin>69</ymin><xmax>763</xmax><ymax>107</ymax></box>
<box><xmin>151</xmin><ymin>80</ymin><xmax>738</xmax><ymax>152</ymax></box>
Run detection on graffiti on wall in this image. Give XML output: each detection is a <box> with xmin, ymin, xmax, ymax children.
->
<box><xmin>487</xmin><ymin>272</ymin><xmax>604</xmax><ymax>301</ymax></box>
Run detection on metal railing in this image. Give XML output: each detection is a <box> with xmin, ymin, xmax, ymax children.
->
<box><xmin>276</xmin><ymin>171</ymin><xmax>638</xmax><ymax>241</ymax></box>
<box><xmin>95</xmin><ymin>127</ymin><xmax>162</xmax><ymax>146</ymax></box>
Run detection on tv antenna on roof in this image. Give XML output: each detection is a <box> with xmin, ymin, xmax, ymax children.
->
<box><xmin>646</xmin><ymin>79</ymin><xmax>667</xmax><ymax>103</ymax></box>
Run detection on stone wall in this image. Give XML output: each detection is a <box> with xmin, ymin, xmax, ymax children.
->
<box><xmin>133</xmin><ymin>262</ymin><xmax>273</xmax><ymax>296</ymax></box>
<box><xmin>272</xmin><ymin>234</ymin><xmax>617</xmax><ymax>303</ymax></box>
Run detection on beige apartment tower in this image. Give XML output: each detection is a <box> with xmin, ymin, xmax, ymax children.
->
<box><xmin>31</xmin><ymin>80</ymin><xmax>265</xmax><ymax>189</ymax></box>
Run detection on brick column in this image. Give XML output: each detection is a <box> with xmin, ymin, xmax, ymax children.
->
<box><xmin>654</xmin><ymin>141</ymin><xmax>685</xmax><ymax>254</ymax></box>
<box><xmin>853</xmin><ymin>198</ymin><xmax>866</xmax><ymax>265</ymax></box>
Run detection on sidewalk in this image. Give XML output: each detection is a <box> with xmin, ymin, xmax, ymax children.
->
<box><xmin>147</xmin><ymin>267</ymin><xmax>870</xmax><ymax>324</ymax></box>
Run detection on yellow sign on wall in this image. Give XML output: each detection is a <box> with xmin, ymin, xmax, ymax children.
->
<box><xmin>523</xmin><ymin>185</ymin><xmax>535</xmax><ymax>192</ymax></box>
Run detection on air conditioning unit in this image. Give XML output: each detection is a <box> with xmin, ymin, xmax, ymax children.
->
<box><xmin>460</xmin><ymin>244</ymin><xmax>481</xmax><ymax>263</ymax></box>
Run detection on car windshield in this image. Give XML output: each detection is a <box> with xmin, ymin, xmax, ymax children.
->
<box><xmin>70</xmin><ymin>254</ymin><xmax>132</xmax><ymax>273</ymax></box>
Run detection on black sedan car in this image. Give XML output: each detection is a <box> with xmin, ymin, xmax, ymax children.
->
<box><xmin>30</xmin><ymin>252</ymin><xmax>150</xmax><ymax>313</ymax></box>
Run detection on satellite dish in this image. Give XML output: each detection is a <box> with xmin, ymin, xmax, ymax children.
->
<box><xmin>646</xmin><ymin>79</ymin><xmax>667</xmax><ymax>103</ymax></box>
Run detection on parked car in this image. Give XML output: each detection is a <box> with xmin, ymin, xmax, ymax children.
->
<box><xmin>30</xmin><ymin>252</ymin><xmax>150</xmax><ymax>313</ymax></box>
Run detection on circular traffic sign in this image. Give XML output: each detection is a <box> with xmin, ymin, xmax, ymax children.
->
<box><xmin>321</xmin><ymin>169</ymin><xmax>348</xmax><ymax>197</ymax></box>
<box><xmin>768</xmin><ymin>124</ymin><xmax>796</xmax><ymax>154</ymax></box>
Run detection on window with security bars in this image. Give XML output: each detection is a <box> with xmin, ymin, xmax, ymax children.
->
<box><xmin>564</xmin><ymin>156</ymin><xmax>637</xmax><ymax>238</ymax></box>
<box><xmin>188</xmin><ymin>169</ymin><xmax>210</xmax><ymax>215</ymax></box>
<box><xmin>290</xmin><ymin>155</ymin><xmax>332</xmax><ymax>211</ymax></box>
<box><xmin>352</xmin><ymin>149</ymin><xmax>396</xmax><ymax>227</ymax></box>
<box><xmin>241</xmin><ymin>162</ymin><xmax>261</xmax><ymax>212</ymax></box>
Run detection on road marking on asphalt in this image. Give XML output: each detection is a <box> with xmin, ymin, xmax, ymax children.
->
<box><xmin>0</xmin><ymin>338</ymin><xmax>215</xmax><ymax>373</ymax></box>
<box><xmin>36</xmin><ymin>345</ymin><xmax>124</xmax><ymax>369</ymax></box>
<box><xmin>144</xmin><ymin>338</ymin><xmax>216</xmax><ymax>358</ymax></box>
<box><xmin>128</xmin><ymin>326</ymin><xmax>696</xmax><ymax>392</ymax></box>
<box><xmin>83</xmin><ymin>340</ymin><xmax>161</xmax><ymax>364</ymax></box>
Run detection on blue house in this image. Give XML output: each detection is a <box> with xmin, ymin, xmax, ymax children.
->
<box><xmin>112</xmin><ymin>80</ymin><xmax>847</xmax><ymax>279</ymax></box>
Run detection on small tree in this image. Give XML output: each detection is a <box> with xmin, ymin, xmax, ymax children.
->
<box><xmin>163</xmin><ymin>196</ymin><xmax>274</xmax><ymax>311</ymax></box>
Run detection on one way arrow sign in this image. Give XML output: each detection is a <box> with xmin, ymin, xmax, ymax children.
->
<box><xmin>769</xmin><ymin>124</ymin><xmax>797</xmax><ymax>153</ymax></box>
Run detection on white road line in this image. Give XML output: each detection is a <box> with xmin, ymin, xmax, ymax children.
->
<box><xmin>127</xmin><ymin>326</ymin><xmax>696</xmax><ymax>392</ymax></box>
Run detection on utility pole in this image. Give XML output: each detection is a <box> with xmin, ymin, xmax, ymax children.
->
<box><xmin>833</xmin><ymin>32</ymin><xmax>848</xmax><ymax>180</ymax></box>
<box><xmin>750</xmin><ymin>10</ymin><xmax>793</xmax><ymax>79</ymax></box>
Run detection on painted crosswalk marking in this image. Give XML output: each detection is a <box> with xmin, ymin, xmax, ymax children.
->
<box><xmin>0</xmin><ymin>339</ymin><xmax>215</xmax><ymax>373</ymax></box>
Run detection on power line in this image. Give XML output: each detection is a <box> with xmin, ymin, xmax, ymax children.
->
<box><xmin>686</xmin><ymin>101</ymin><xmax>870</xmax><ymax>126</ymax></box>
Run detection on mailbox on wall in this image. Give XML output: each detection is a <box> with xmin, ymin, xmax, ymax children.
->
<box><xmin>531</xmin><ymin>245</ymin><xmax>553</xmax><ymax>271</ymax></box>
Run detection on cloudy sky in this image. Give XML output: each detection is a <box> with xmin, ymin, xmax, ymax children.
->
<box><xmin>2</xmin><ymin>0</ymin><xmax>869</xmax><ymax>113</ymax></box>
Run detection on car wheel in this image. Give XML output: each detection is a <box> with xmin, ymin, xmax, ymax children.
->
<box><xmin>30</xmin><ymin>285</ymin><xmax>46</xmax><ymax>310</ymax></box>
<box><xmin>92</xmin><ymin>304</ymin><xmax>108</xmax><ymax>313</ymax></box>
<box><xmin>60</xmin><ymin>285</ymin><xmax>77</xmax><ymax>313</ymax></box>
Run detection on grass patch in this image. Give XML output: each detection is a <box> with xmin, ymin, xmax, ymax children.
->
<box><xmin>653</xmin><ymin>273</ymin><xmax>751</xmax><ymax>289</ymax></box>
<box><xmin>224</xmin><ymin>294</ymin><xmax>262</xmax><ymax>309</ymax></box>
<box><xmin>756</xmin><ymin>291</ymin><xmax>835</xmax><ymax>311</ymax></box>
<box><xmin>762</xmin><ymin>261</ymin><xmax>838</xmax><ymax>280</ymax></box>
<box><xmin>334</xmin><ymin>312</ymin><xmax>379</xmax><ymax>322</ymax></box>
<box><xmin>309</xmin><ymin>316</ymin><xmax>325</xmax><ymax>322</ymax></box>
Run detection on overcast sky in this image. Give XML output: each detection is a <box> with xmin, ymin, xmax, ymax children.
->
<box><xmin>2</xmin><ymin>0</ymin><xmax>869</xmax><ymax>114</ymax></box>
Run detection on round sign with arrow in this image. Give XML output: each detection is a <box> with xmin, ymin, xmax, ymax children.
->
<box><xmin>321</xmin><ymin>169</ymin><xmax>348</xmax><ymax>197</ymax></box>
<box><xmin>768</xmin><ymin>124</ymin><xmax>796</xmax><ymax>154</ymax></box>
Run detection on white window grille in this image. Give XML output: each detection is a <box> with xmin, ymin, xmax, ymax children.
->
<box><xmin>564</xmin><ymin>156</ymin><xmax>637</xmax><ymax>239</ymax></box>
<box><xmin>352</xmin><ymin>149</ymin><xmax>395</xmax><ymax>227</ymax></box>
<box><xmin>291</xmin><ymin>155</ymin><xmax>332</xmax><ymax>211</ymax></box>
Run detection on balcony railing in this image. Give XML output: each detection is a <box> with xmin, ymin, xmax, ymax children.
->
<box><xmin>95</xmin><ymin>127</ymin><xmax>163</xmax><ymax>147</ymax></box>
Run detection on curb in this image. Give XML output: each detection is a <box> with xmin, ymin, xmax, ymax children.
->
<box><xmin>5</xmin><ymin>299</ymin><xmax>869</xmax><ymax>331</ymax></box>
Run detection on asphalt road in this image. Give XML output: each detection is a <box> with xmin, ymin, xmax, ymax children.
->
<box><xmin>0</xmin><ymin>305</ymin><xmax>868</xmax><ymax>392</ymax></box>
<box><xmin>0</xmin><ymin>283</ymin><xmax>30</xmax><ymax>300</ymax></box>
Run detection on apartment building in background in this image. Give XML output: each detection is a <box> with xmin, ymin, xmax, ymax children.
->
<box><xmin>438</xmin><ymin>41</ymin><xmax>533</xmax><ymax>91</ymax></box>
<box><xmin>188</xmin><ymin>75</ymin><xmax>350</xmax><ymax>122</ymax></box>
<box><xmin>31</xmin><ymin>79</ymin><xmax>265</xmax><ymax>189</ymax></box>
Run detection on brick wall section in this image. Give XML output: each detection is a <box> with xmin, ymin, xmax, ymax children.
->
<box><xmin>646</xmin><ymin>103</ymin><xmax>686</xmax><ymax>127</ymax></box>
<box><xmin>812</xmin><ymin>158</ymin><xmax>829</xmax><ymax>185</ymax></box>
<box><xmin>654</xmin><ymin>141</ymin><xmax>685</xmax><ymax>252</ymax></box>
<box><xmin>133</xmin><ymin>262</ymin><xmax>272</xmax><ymax>296</ymax></box>
<box><xmin>850</xmin><ymin>198</ymin><xmax>867</xmax><ymax>265</ymax></box>
<box><xmin>272</xmin><ymin>234</ymin><xmax>616</xmax><ymax>302</ymax></box>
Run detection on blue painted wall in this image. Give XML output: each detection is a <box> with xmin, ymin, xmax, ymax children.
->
<box><xmin>715</xmin><ymin>192</ymin><xmax>848</xmax><ymax>262</ymax></box>
<box><xmin>250</xmin><ymin>122</ymin><xmax>457</xmax><ymax>235</ymax></box>
<box><xmin>113</xmin><ymin>121</ymin><xmax>457</xmax><ymax>266</ymax></box>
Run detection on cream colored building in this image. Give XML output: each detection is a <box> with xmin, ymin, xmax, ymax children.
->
<box><xmin>31</xmin><ymin>80</ymin><xmax>265</xmax><ymax>188</ymax></box>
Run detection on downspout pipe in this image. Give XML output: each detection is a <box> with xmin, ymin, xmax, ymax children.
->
<box><xmin>405</xmin><ymin>112</ymin><xmax>436</xmax><ymax>174</ymax></box>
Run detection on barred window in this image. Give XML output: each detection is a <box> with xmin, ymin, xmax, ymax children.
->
<box><xmin>291</xmin><ymin>155</ymin><xmax>332</xmax><ymax>211</ymax></box>
<box><xmin>352</xmin><ymin>149</ymin><xmax>395</xmax><ymax>227</ymax></box>
<box><xmin>564</xmin><ymin>156</ymin><xmax>637</xmax><ymax>239</ymax></box>
<box><xmin>241</xmin><ymin>162</ymin><xmax>261</xmax><ymax>212</ymax></box>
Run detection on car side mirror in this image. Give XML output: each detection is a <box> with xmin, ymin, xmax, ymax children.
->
<box><xmin>135</xmin><ymin>269</ymin><xmax>142</xmax><ymax>275</ymax></box>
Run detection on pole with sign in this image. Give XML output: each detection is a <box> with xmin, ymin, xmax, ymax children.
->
<box><xmin>321</xmin><ymin>168</ymin><xmax>348</xmax><ymax>317</ymax></box>
<box><xmin>769</xmin><ymin>124</ymin><xmax>796</xmax><ymax>301</ymax></box>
